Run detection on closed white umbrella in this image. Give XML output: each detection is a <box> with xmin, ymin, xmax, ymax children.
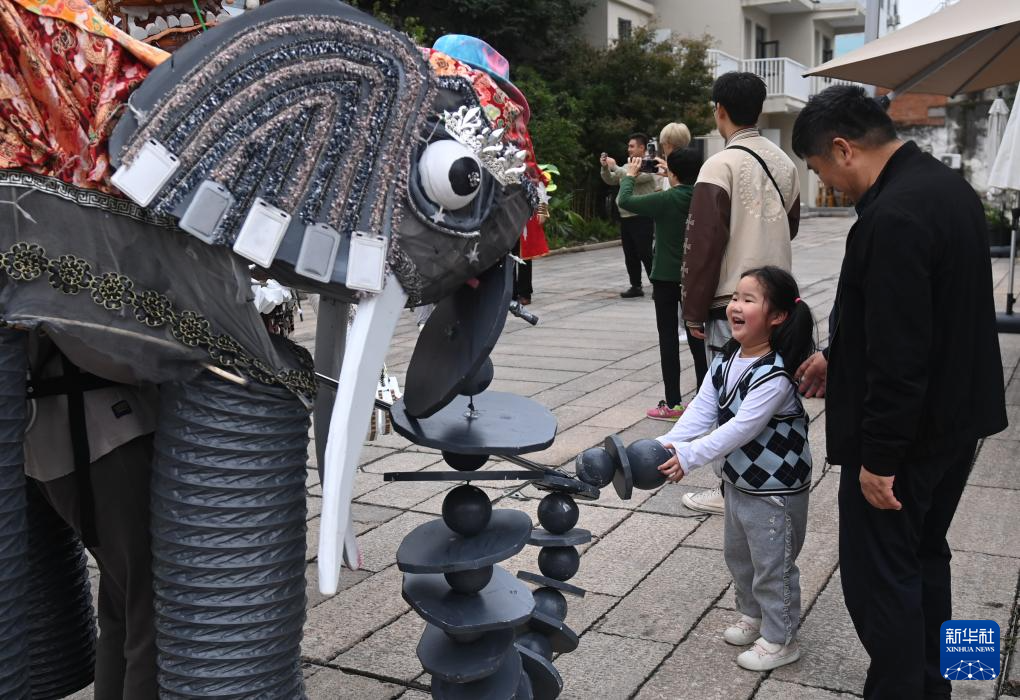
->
<box><xmin>987</xmin><ymin>85</ymin><xmax>1020</xmax><ymax>331</ymax></box>
<box><xmin>988</xmin><ymin>86</ymin><xmax>1020</xmax><ymax>190</ymax></box>
<box><xmin>985</xmin><ymin>92</ymin><xmax>1011</xmax><ymax>165</ymax></box>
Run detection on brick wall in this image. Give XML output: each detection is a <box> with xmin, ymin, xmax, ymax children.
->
<box><xmin>877</xmin><ymin>87</ymin><xmax>948</xmax><ymax>126</ymax></box>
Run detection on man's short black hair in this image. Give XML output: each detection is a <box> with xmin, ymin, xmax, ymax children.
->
<box><xmin>711</xmin><ymin>72</ymin><xmax>766</xmax><ymax>127</ymax></box>
<box><xmin>667</xmin><ymin>147</ymin><xmax>702</xmax><ymax>185</ymax></box>
<box><xmin>792</xmin><ymin>85</ymin><xmax>897</xmax><ymax>158</ymax></box>
<box><xmin>628</xmin><ymin>132</ymin><xmax>650</xmax><ymax>148</ymax></box>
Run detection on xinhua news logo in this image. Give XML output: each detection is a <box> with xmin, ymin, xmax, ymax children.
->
<box><xmin>940</xmin><ymin>620</ymin><xmax>1000</xmax><ymax>681</ymax></box>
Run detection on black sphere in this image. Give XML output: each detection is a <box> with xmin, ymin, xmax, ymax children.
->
<box><xmin>537</xmin><ymin>546</ymin><xmax>580</xmax><ymax>582</ymax></box>
<box><xmin>444</xmin><ymin>566</ymin><xmax>493</xmax><ymax>594</ymax></box>
<box><xmin>458</xmin><ymin>356</ymin><xmax>494</xmax><ymax>396</ymax></box>
<box><xmin>574</xmin><ymin>447</ymin><xmax>615</xmax><ymax>488</ymax></box>
<box><xmin>536</xmin><ymin>493</ymin><xmax>579</xmax><ymax>534</ymax></box>
<box><xmin>625</xmin><ymin>439</ymin><xmax>671</xmax><ymax>490</ymax></box>
<box><xmin>442</xmin><ymin>451</ymin><xmax>489</xmax><ymax>472</ymax></box>
<box><xmin>532</xmin><ymin>587</ymin><xmax>568</xmax><ymax>620</ymax></box>
<box><xmin>516</xmin><ymin>632</ymin><xmax>553</xmax><ymax>660</ymax></box>
<box><xmin>442</xmin><ymin>485</ymin><xmax>492</xmax><ymax>537</ymax></box>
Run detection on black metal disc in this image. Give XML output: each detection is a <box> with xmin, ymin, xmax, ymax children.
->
<box><xmin>416</xmin><ymin>624</ymin><xmax>515</xmax><ymax>683</ymax></box>
<box><xmin>403</xmin><ymin>260</ymin><xmax>512</xmax><ymax>418</ymax></box>
<box><xmin>528</xmin><ymin>528</ymin><xmax>592</xmax><ymax>548</ymax></box>
<box><xmin>527</xmin><ymin>611</ymin><xmax>579</xmax><ymax>654</ymax></box>
<box><xmin>516</xmin><ymin>571</ymin><xmax>586</xmax><ymax>598</ymax></box>
<box><xmin>390</xmin><ymin>392</ymin><xmax>556</xmax><ymax>456</ymax></box>
<box><xmin>397</xmin><ymin>510</ymin><xmax>533</xmax><ymax>574</ymax></box>
<box><xmin>515</xmin><ymin>668</ymin><xmax>534</xmax><ymax>700</ymax></box>
<box><xmin>431</xmin><ymin>647</ymin><xmax>523</xmax><ymax>700</ymax></box>
<box><xmin>517</xmin><ymin>645</ymin><xmax>563</xmax><ymax>700</ymax></box>
<box><xmin>402</xmin><ymin>567</ymin><xmax>534</xmax><ymax>634</ymax></box>
<box><xmin>604</xmin><ymin>435</ymin><xmax>633</xmax><ymax>500</ymax></box>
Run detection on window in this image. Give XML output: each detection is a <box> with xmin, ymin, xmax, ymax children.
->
<box><xmin>618</xmin><ymin>18</ymin><xmax>632</xmax><ymax>40</ymax></box>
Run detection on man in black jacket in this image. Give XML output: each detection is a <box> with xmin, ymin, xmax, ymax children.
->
<box><xmin>792</xmin><ymin>86</ymin><xmax>1007</xmax><ymax>699</ymax></box>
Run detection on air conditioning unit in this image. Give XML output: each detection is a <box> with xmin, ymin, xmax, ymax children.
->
<box><xmin>938</xmin><ymin>153</ymin><xmax>962</xmax><ymax>169</ymax></box>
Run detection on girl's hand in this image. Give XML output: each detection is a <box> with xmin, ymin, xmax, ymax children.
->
<box><xmin>657</xmin><ymin>443</ymin><xmax>685</xmax><ymax>483</ymax></box>
<box><xmin>624</xmin><ymin>157</ymin><xmax>642</xmax><ymax>178</ymax></box>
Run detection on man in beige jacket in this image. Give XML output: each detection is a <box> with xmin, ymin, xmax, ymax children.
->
<box><xmin>680</xmin><ymin>72</ymin><xmax>801</xmax><ymax>515</ymax></box>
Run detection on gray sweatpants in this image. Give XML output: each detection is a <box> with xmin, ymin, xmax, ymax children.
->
<box><xmin>723</xmin><ymin>485</ymin><xmax>809</xmax><ymax>645</ymax></box>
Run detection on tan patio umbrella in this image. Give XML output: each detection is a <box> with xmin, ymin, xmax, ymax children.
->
<box><xmin>806</xmin><ymin>0</ymin><xmax>1020</xmax><ymax>98</ymax></box>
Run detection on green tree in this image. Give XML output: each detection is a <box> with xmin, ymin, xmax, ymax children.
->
<box><xmin>512</xmin><ymin>67</ymin><xmax>585</xmax><ymax>191</ymax></box>
<box><xmin>557</xmin><ymin>28</ymin><xmax>715</xmax><ymax>185</ymax></box>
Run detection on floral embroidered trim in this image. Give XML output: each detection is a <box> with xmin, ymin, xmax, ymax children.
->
<box><xmin>0</xmin><ymin>241</ymin><xmax>315</xmax><ymax>400</ymax></box>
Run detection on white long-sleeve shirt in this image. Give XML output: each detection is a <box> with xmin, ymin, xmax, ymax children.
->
<box><xmin>657</xmin><ymin>352</ymin><xmax>801</xmax><ymax>475</ymax></box>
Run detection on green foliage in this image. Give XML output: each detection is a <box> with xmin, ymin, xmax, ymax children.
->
<box><xmin>543</xmin><ymin>193</ymin><xmax>618</xmax><ymax>250</ymax></box>
<box><xmin>555</xmin><ymin>28</ymin><xmax>715</xmax><ymax>182</ymax></box>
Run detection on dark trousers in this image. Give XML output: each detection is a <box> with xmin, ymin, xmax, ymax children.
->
<box><xmin>838</xmin><ymin>440</ymin><xmax>977</xmax><ymax>700</ymax></box>
<box><xmin>36</xmin><ymin>435</ymin><xmax>158</xmax><ymax>700</ymax></box>
<box><xmin>620</xmin><ymin>216</ymin><xmax>653</xmax><ymax>288</ymax></box>
<box><xmin>652</xmin><ymin>280</ymin><xmax>709</xmax><ymax>406</ymax></box>
<box><xmin>514</xmin><ymin>259</ymin><xmax>533</xmax><ymax>299</ymax></box>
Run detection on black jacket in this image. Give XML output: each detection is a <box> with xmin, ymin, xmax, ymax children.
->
<box><xmin>825</xmin><ymin>141</ymin><xmax>1007</xmax><ymax>475</ymax></box>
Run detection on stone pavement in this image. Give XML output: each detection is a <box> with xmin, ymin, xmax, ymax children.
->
<box><xmin>71</xmin><ymin>216</ymin><xmax>1020</xmax><ymax>699</ymax></box>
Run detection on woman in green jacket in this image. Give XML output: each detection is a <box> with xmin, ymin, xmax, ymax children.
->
<box><xmin>618</xmin><ymin>146</ymin><xmax>703</xmax><ymax>421</ymax></box>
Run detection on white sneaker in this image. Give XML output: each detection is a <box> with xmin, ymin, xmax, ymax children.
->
<box><xmin>681</xmin><ymin>488</ymin><xmax>725</xmax><ymax>515</ymax></box>
<box><xmin>723</xmin><ymin>615</ymin><xmax>761</xmax><ymax>646</ymax></box>
<box><xmin>736</xmin><ymin>637</ymin><xmax>801</xmax><ymax>671</ymax></box>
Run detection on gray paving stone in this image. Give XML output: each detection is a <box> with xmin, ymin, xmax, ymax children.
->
<box><xmin>561</xmin><ymin>590</ymin><xmax>619</xmax><ymax>635</ymax></box>
<box><xmin>353</xmin><ymin>503</ymin><xmax>404</xmax><ymax>528</ymax></box>
<box><xmin>333</xmin><ymin>611</ymin><xmax>426</xmax><ymax>682</ymax></box>
<box><xmin>356</xmin><ymin>511</ymin><xmax>434</xmax><ymax>572</ymax></box>
<box><xmin>302</xmin><ymin>566</ymin><xmax>409</xmax><ymax>662</ymax></box>
<box><xmin>555</xmin><ymin>631</ymin><xmax>672</xmax><ymax>700</ymax></box>
<box><xmin>639</xmin><ymin>486</ymin><xmax>714</xmax><ymax>517</ymax></box>
<box><xmin>571</xmin><ymin>512</ymin><xmax>700</xmax><ymax>596</ymax></box>
<box><xmin>599</xmin><ymin>545</ymin><xmax>732</xmax><ymax>643</ymax></box>
<box><xmin>682</xmin><ymin>512</ymin><xmax>725</xmax><ymax>549</ymax></box>
<box><xmin>635</xmin><ymin>608</ymin><xmax>766</xmax><ymax>700</ymax></box>
<box><xmin>306</xmin><ymin>562</ymin><xmax>372</xmax><ymax>609</ymax></box>
<box><xmin>754</xmin><ymin>679</ymin><xmax>859</xmax><ymax>699</ymax></box>
<box><xmin>520</xmin><ymin>424</ymin><xmax>615</xmax><ymax>467</ymax></box>
<box><xmin>553</xmin><ymin>403</ymin><xmax>607</xmax><ymax>431</ymax></box>
<box><xmin>948</xmin><ymin>484</ymin><xmax>1020</xmax><ymax>558</ymax></box>
<box><xmin>303</xmin><ymin>666</ymin><xmax>403</xmax><ymax>699</ymax></box>
<box><xmin>771</xmin><ymin>572</ymin><xmax>867</xmax><ymax>695</ymax></box>
<box><xmin>581</xmin><ymin>403</ymin><xmax>650</xmax><ymax>430</ymax></box>
<box><xmin>806</xmin><ymin>471</ymin><xmax>840</xmax><ymax>535</ymax></box>
<box><xmin>487</xmin><ymin>377</ymin><xmax>555</xmax><ymax>396</ymax></box>
<box><xmin>528</xmin><ymin>386</ymin><xmax>588</xmax><ymax>409</ymax></box>
<box><xmin>571</xmin><ymin>379</ymin><xmax>659</xmax><ymax>409</ymax></box>
<box><xmin>500</xmin><ymin>367</ymin><xmax>587</xmax><ymax>384</ymax></box>
<box><xmin>360</xmin><ymin>450</ymin><xmax>442</xmax><ymax>475</ymax></box>
<box><xmin>488</xmin><ymin>352</ymin><xmax>609</xmax><ymax>372</ymax></box>
<box><xmin>355</xmin><ymin>478</ymin><xmax>452</xmax><ymax>511</ymax></box>
<box><xmin>969</xmin><ymin>437</ymin><xmax>1017</xmax><ymax>489</ymax></box>
<box><xmin>308</xmin><ymin>495</ymin><xmax>322</xmax><ymax>520</ymax></box>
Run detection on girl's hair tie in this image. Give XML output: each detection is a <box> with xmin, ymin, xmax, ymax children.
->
<box><xmin>794</xmin><ymin>297</ymin><xmax>802</xmax><ymax>304</ymax></box>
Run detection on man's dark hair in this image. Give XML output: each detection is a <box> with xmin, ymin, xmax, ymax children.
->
<box><xmin>667</xmin><ymin>147</ymin><xmax>702</xmax><ymax>185</ymax></box>
<box><xmin>628</xmin><ymin>132</ymin><xmax>650</xmax><ymax>148</ymax></box>
<box><xmin>792</xmin><ymin>85</ymin><xmax>897</xmax><ymax>158</ymax></box>
<box><xmin>711</xmin><ymin>72</ymin><xmax>767</xmax><ymax>127</ymax></box>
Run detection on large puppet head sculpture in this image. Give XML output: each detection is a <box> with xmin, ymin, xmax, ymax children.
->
<box><xmin>103</xmin><ymin>0</ymin><xmax>540</xmax><ymax>592</ymax></box>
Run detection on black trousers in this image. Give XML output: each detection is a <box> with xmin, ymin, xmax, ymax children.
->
<box><xmin>514</xmin><ymin>259</ymin><xmax>533</xmax><ymax>299</ymax></box>
<box><xmin>620</xmin><ymin>216</ymin><xmax>653</xmax><ymax>288</ymax></box>
<box><xmin>36</xmin><ymin>435</ymin><xmax>158</xmax><ymax>700</ymax></box>
<box><xmin>838</xmin><ymin>440</ymin><xmax>977</xmax><ymax>700</ymax></box>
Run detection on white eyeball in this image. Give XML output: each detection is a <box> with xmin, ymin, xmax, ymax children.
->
<box><xmin>418</xmin><ymin>140</ymin><xmax>483</xmax><ymax>211</ymax></box>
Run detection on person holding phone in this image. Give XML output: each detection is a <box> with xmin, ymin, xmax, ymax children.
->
<box><xmin>600</xmin><ymin>133</ymin><xmax>657</xmax><ymax>298</ymax></box>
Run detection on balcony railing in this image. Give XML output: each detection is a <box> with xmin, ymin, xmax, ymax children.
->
<box><xmin>708</xmin><ymin>50</ymin><xmax>833</xmax><ymax>103</ymax></box>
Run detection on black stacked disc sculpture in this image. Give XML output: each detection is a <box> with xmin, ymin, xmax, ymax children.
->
<box><xmin>397</xmin><ymin>453</ymin><xmax>536</xmax><ymax>698</ymax></box>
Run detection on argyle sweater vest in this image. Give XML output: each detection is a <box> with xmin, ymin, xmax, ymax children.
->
<box><xmin>712</xmin><ymin>350</ymin><xmax>812</xmax><ymax>496</ymax></box>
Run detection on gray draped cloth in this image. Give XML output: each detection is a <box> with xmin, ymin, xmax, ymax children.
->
<box><xmin>0</xmin><ymin>173</ymin><xmax>313</xmax><ymax>401</ymax></box>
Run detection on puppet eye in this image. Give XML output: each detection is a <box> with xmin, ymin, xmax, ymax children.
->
<box><xmin>418</xmin><ymin>140</ymin><xmax>482</xmax><ymax>211</ymax></box>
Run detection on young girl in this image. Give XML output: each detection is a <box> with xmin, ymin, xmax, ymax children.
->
<box><xmin>656</xmin><ymin>266</ymin><xmax>815</xmax><ymax>671</ymax></box>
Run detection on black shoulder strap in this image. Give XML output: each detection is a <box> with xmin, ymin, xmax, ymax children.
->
<box><xmin>727</xmin><ymin>144</ymin><xmax>786</xmax><ymax>209</ymax></box>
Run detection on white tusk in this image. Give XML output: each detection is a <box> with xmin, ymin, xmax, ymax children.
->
<box><xmin>317</xmin><ymin>274</ymin><xmax>407</xmax><ymax>594</ymax></box>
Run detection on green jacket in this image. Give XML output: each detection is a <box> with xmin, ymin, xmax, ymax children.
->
<box><xmin>617</xmin><ymin>177</ymin><xmax>693</xmax><ymax>282</ymax></box>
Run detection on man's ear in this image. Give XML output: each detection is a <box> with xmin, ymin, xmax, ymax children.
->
<box><xmin>832</xmin><ymin>137</ymin><xmax>853</xmax><ymax>164</ymax></box>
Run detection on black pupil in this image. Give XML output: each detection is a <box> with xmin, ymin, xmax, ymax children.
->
<box><xmin>449</xmin><ymin>157</ymin><xmax>481</xmax><ymax>197</ymax></box>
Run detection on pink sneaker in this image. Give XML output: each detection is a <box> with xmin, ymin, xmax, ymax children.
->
<box><xmin>646</xmin><ymin>401</ymin><xmax>684</xmax><ymax>421</ymax></box>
